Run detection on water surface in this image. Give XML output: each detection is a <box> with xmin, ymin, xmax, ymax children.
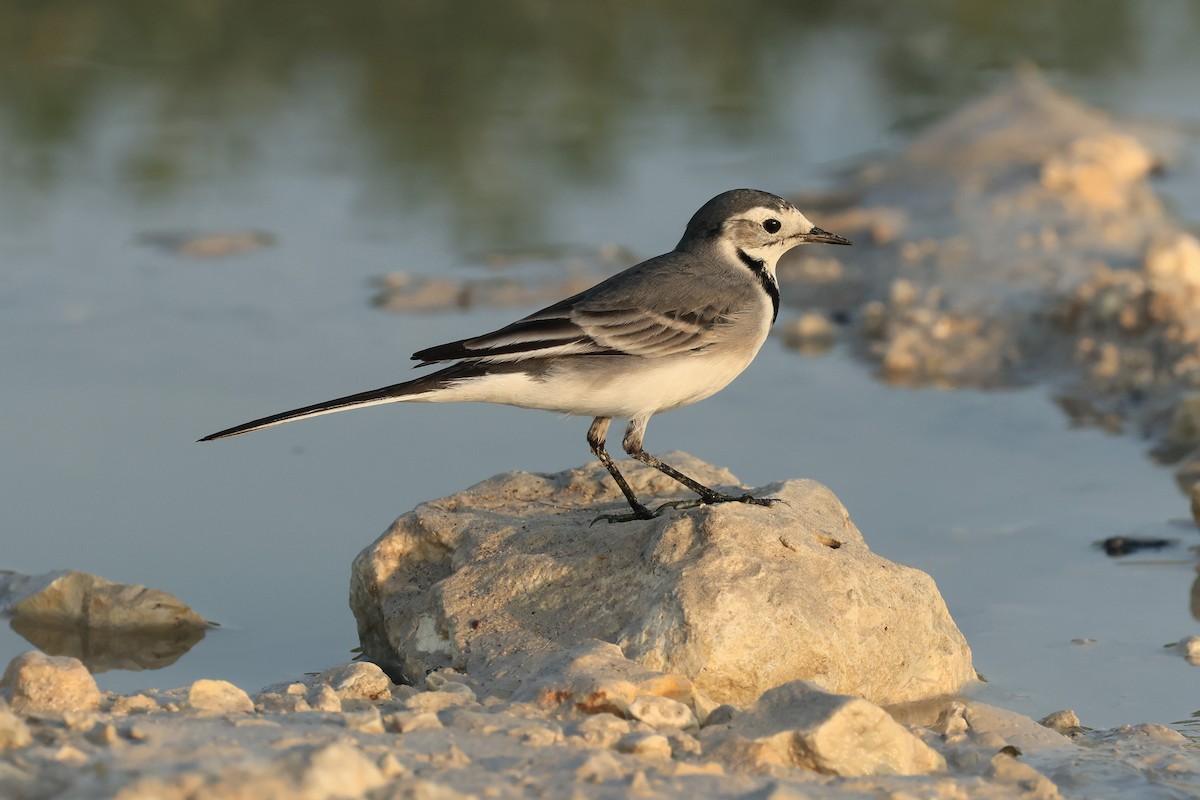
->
<box><xmin>3</xmin><ymin>0</ymin><xmax>1200</xmax><ymax>730</ymax></box>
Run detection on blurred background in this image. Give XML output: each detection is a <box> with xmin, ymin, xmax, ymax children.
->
<box><xmin>3</xmin><ymin>0</ymin><xmax>1200</xmax><ymax>728</ymax></box>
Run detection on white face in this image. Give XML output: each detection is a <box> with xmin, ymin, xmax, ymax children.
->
<box><xmin>720</xmin><ymin>204</ymin><xmax>821</xmax><ymax>272</ymax></box>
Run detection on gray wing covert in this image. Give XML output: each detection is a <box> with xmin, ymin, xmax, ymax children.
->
<box><xmin>411</xmin><ymin>253</ymin><xmax>739</xmax><ymax>364</ymax></box>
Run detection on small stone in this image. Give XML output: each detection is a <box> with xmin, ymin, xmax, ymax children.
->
<box><xmin>54</xmin><ymin>745</ymin><xmax>89</xmax><ymax>765</ymax></box>
<box><xmin>125</xmin><ymin>723</ymin><xmax>151</xmax><ymax>741</ymax></box>
<box><xmin>702</xmin><ymin>705</ymin><xmax>738</xmax><ymax>728</ymax></box>
<box><xmin>1144</xmin><ymin>232</ymin><xmax>1200</xmax><ymax>287</ymax></box>
<box><xmin>299</xmin><ymin>741</ymin><xmax>386</xmax><ymax>798</ymax></box>
<box><xmin>571</xmin><ymin>714</ymin><xmax>632</xmax><ymax>748</ymax></box>
<box><xmin>1038</xmin><ymin>709</ymin><xmax>1082</xmax><ymax>735</ymax></box>
<box><xmin>986</xmin><ymin>751</ymin><xmax>1061</xmax><ymax>798</ymax></box>
<box><xmin>509</xmin><ymin>725</ymin><xmax>562</xmax><ymax>747</ymax></box>
<box><xmin>110</xmin><ymin>694</ymin><xmax>159</xmax><ymax>715</ymax></box>
<box><xmin>1110</xmin><ymin>723</ymin><xmax>1188</xmax><ymax>743</ymax></box>
<box><xmin>668</xmin><ymin>731</ymin><xmax>702</xmax><ymax>758</ymax></box>
<box><xmin>430</xmin><ymin>744</ymin><xmax>471</xmax><ymax>769</ymax></box>
<box><xmin>576</xmin><ymin>750</ymin><xmax>626</xmax><ymax>783</ymax></box>
<box><xmin>425</xmin><ymin>669</ymin><xmax>476</xmax><ymax>693</ymax></box>
<box><xmin>1</xmin><ymin>651</ymin><xmax>101</xmax><ymax>715</ymax></box>
<box><xmin>932</xmin><ymin>701</ymin><xmax>969</xmax><ymax>739</ymax></box>
<box><xmin>256</xmin><ymin>692</ymin><xmax>311</xmax><ymax>714</ymax></box>
<box><xmin>1173</xmin><ymin>636</ymin><xmax>1200</xmax><ymax>665</ymax></box>
<box><xmin>62</xmin><ymin>710</ymin><xmax>99</xmax><ymax>731</ymax></box>
<box><xmin>391</xmin><ymin>780</ymin><xmax>473</xmax><ymax>800</ymax></box>
<box><xmin>434</xmin><ymin>682</ymin><xmax>477</xmax><ymax>702</ymax></box>
<box><xmin>86</xmin><ymin>722</ymin><xmax>120</xmax><ymax>745</ymax></box>
<box><xmin>671</xmin><ymin>761</ymin><xmax>725</xmax><ymax>777</ymax></box>
<box><xmin>319</xmin><ymin>662</ymin><xmax>392</xmax><ymax>702</ymax></box>
<box><xmin>403</xmin><ymin>690</ymin><xmax>475</xmax><ymax>714</ymax></box>
<box><xmin>306</xmin><ymin>684</ymin><xmax>343</xmax><ymax>713</ymax></box>
<box><xmin>628</xmin><ymin>695</ymin><xmax>697</xmax><ymax>730</ymax></box>
<box><xmin>705</xmin><ymin>681</ymin><xmax>945</xmax><ymax>776</ymax></box>
<box><xmin>615</xmin><ymin>732</ymin><xmax>672</xmax><ymax>761</ymax></box>
<box><xmin>963</xmin><ymin>703</ymin><xmax>1074</xmax><ymax>753</ymax></box>
<box><xmin>377</xmin><ymin>751</ymin><xmax>410</xmax><ymax>779</ymax></box>
<box><xmin>342</xmin><ymin>707</ymin><xmax>385</xmax><ymax>733</ymax></box>
<box><xmin>186</xmin><ymin>679</ymin><xmax>253</xmax><ymax>714</ymax></box>
<box><xmin>383</xmin><ymin>711</ymin><xmax>443</xmax><ymax>733</ymax></box>
<box><xmin>389</xmin><ymin>681</ymin><xmax>418</xmax><ymax>699</ymax></box>
<box><xmin>0</xmin><ymin>709</ymin><xmax>32</xmax><ymax>750</ymax></box>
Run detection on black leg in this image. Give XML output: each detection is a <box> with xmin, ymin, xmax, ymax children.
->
<box><xmin>621</xmin><ymin>417</ymin><xmax>779</xmax><ymax>512</ymax></box>
<box><xmin>587</xmin><ymin>417</ymin><xmax>656</xmax><ymax>524</ymax></box>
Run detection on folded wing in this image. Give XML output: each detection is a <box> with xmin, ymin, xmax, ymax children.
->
<box><xmin>412</xmin><ymin>263</ymin><xmax>734</xmax><ymax>365</ymax></box>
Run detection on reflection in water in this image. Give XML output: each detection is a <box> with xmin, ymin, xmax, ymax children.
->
<box><xmin>9</xmin><ymin>616</ymin><xmax>208</xmax><ymax>673</ymax></box>
<box><xmin>0</xmin><ymin>0</ymin><xmax>1193</xmax><ymax>251</ymax></box>
<box><xmin>0</xmin><ymin>570</ymin><xmax>211</xmax><ymax>673</ymax></box>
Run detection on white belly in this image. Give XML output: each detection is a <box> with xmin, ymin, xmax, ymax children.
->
<box><xmin>427</xmin><ymin>320</ymin><xmax>771</xmax><ymax>419</ymax></box>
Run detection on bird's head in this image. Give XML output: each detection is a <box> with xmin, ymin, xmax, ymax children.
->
<box><xmin>678</xmin><ymin>188</ymin><xmax>851</xmax><ymax>273</ymax></box>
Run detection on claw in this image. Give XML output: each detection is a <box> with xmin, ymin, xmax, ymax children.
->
<box><xmin>590</xmin><ymin>503</ymin><xmax>658</xmax><ymax>526</ymax></box>
<box><xmin>590</xmin><ymin>493</ymin><xmax>782</xmax><ymax>525</ymax></box>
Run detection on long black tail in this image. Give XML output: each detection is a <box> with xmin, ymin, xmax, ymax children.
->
<box><xmin>198</xmin><ymin>361</ymin><xmax>484</xmax><ymax>441</ymax></box>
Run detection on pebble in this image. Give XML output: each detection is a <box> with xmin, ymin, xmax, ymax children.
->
<box><xmin>384</xmin><ymin>711</ymin><xmax>443</xmax><ymax>733</ymax></box>
<box><xmin>110</xmin><ymin>694</ymin><xmax>159</xmax><ymax>715</ymax></box>
<box><xmin>404</xmin><ymin>690</ymin><xmax>476</xmax><ymax>714</ymax></box>
<box><xmin>306</xmin><ymin>683</ymin><xmax>343</xmax><ymax>713</ymax></box>
<box><xmin>320</xmin><ymin>662</ymin><xmax>392</xmax><ymax>702</ymax></box>
<box><xmin>575</xmin><ymin>750</ymin><xmax>626</xmax><ymax>783</ymax></box>
<box><xmin>0</xmin><ymin>709</ymin><xmax>32</xmax><ymax>750</ymax></box>
<box><xmin>570</xmin><ymin>714</ymin><xmax>631</xmax><ymax>749</ymax></box>
<box><xmin>186</xmin><ymin>679</ymin><xmax>253</xmax><ymax>714</ymax></box>
<box><xmin>2</xmin><ymin>651</ymin><xmax>101</xmax><ymax>715</ymax></box>
<box><xmin>615</xmin><ymin>732</ymin><xmax>672</xmax><ymax>761</ymax></box>
<box><xmin>628</xmin><ymin>695</ymin><xmax>697</xmax><ymax>730</ymax></box>
<box><xmin>1174</xmin><ymin>636</ymin><xmax>1200</xmax><ymax>665</ymax></box>
<box><xmin>342</xmin><ymin>707</ymin><xmax>385</xmax><ymax>734</ymax></box>
<box><xmin>1038</xmin><ymin>709</ymin><xmax>1082</xmax><ymax>735</ymax></box>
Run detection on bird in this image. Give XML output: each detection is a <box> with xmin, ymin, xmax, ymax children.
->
<box><xmin>200</xmin><ymin>189</ymin><xmax>851</xmax><ymax>522</ymax></box>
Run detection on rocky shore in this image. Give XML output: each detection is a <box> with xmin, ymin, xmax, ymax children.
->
<box><xmin>4</xmin><ymin>456</ymin><xmax>1200</xmax><ymax>798</ymax></box>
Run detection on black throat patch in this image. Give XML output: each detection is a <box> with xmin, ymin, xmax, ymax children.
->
<box><xmin>736</xmin><ymin>249</ymin><xmax>779</xmax><ymax>323</ymax></box>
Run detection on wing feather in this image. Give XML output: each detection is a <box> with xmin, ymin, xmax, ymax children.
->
<box><xmin>411</xmin><ymin>253</ymin><xmax>749</xmax><ymax>365</ymax></box>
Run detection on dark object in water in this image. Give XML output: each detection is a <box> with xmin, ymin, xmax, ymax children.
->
<box><xmin>1097</xmin><ymin>536</ymin><xmax>1177</xmax><ymax>557</ymax></box>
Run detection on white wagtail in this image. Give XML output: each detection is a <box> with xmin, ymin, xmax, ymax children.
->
<box><xmin>201</xmin><ymin>189</ymin><xmax>851</xmax><ymax>522</ymax></box>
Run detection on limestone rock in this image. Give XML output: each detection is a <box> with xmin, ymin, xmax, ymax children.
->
<box><xmin>962</xmin><ymin>703</ymin><xmax>1073</xmax><ymax>754</ymax></box>
<box><xmin>0</xmin><ymin>569</ymin><xmax>207</xmax><ymax>629</ymax></box>
<box><xmin>318</xmin><ymin>662</ymin><xmax>392</xmax><ymax>702</ymax></box>
<box><xmin>186</xmin><ymin>679</ymin><xmax>253</xmax><ymax>714</ymax></box>
<box><xmin>1</xmin><ymin>650</ymin><xmax>101</xmax><ymax>715</ymax></box>
<box><xmin>0</xmin><ymin>569</ymin><xmax>208</xmax><ymax>672</ymax></box>
<box><xmin>350</xmin><ymin>455</ymin><xmax>973</xmax><ymax>707</ymax></box>
<box><xmin>1038</xmin><ymin>709</ymin><xmax>1082</xmax><ymax>736</ymax></box>
<box><xmin>627</xmin><ymin>695</ymin><xmax>697</xmax><ymax>731</ymax></box>
<box><xmin>703</xmin><ymin>680</ymin><xmax>946</xmax><ymax>776</ymax></box>
<box><xmin>0</xmin><ymin>706</ymin><xmax>32</xmax><ymax>750</ymax></box>
<box><xmin>987</xmin><ymin>752</ymin><xmax>1062</xmax><ymax>799</ymax></box>
<box><xmin>511</xmin><ymin>639</ymin><xmax>712</xmax><ymax>719</ymax></box>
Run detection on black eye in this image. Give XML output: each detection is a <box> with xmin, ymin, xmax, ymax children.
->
<box><xmin>762</xmin><ymin>218</ymin><xmax>781</xmax><ymax>234</ymax></box>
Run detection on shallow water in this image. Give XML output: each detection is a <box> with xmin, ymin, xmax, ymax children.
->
<box><xmin>4</xmin><ymin>1</ymin><xmax>1200</xmax><ymax>732</ymax></box>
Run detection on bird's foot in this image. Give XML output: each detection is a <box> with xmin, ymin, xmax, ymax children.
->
<box><xmin>591</xmin><ymin>493</ymin><xmax>783</xmax><ymax>525</ymax></box>
<box><xmin>590</xmin><ymin>502</ymin><xmax>659</xmax><ymax>526</ymax></box>
<box><xmin>656</xmin><ymin>492</ymin><xmax>784</xmax><ymax>514</ymax></box>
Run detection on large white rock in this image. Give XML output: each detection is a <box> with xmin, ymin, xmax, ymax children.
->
<box><xmin>350</xmin><ymin>455</ymin><xmax>973</xmax><ymax>706</ymax></box>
